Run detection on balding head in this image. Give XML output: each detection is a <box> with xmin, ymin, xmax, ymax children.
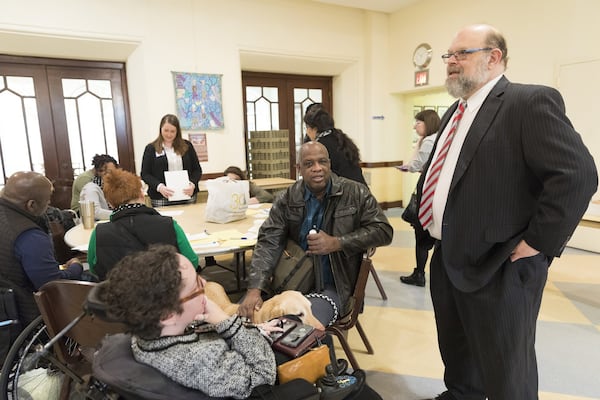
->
<box><xmin>1</xmin><ymin>171</ymin><xmax>53</xmax><ymax>216</ymax></box>
<box><xmin>297</xmin><ymin>141</ymin><xmax>331</xmax><ymax>199</ymax></box>
<box><xmin>445</xmin><ymin>24</ymin><xmax>508</xmax><ymax>99</ymax></box>
<box><xmin>455</xmin><ymin>24</ymin><xmax>508</xmax><ymax>67</ymax></box>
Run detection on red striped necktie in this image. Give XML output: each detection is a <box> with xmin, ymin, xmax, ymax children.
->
<box><xmin>418</xmin><ymin>101</ymin><xmax>467</xmax><ymax>230</ymax></box>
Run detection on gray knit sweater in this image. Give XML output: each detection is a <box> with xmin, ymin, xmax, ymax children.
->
<box><xmin>132</xmin><ymin>316</ymin><xmax>276</xmax><ymax>399</ymax></box>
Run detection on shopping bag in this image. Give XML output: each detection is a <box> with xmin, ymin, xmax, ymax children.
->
<box><xmin>205</xmin><ymin>177</ymin><xmax>249</xmax><ymax>223</ymax></box>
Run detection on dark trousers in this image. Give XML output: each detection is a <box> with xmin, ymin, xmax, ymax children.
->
<box><xmin>430</xmin><ymin>243</ymin><xmax>548</xmax><ymax>400</ymax></box>
<box><xmin>413</xmin><ymin>224</ymin><xmax>435</xmax><ymax>273</ymax></box>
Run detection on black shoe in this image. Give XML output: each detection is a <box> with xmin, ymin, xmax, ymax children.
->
<box><xmin>400</xmin><ymin>268</ymin><xmax>425</xmax><ymax>287</ymax></box>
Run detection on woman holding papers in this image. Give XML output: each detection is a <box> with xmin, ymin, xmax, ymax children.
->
<box><xmin>141</xmin><ymin>114</ymin><xmax>202</xmax><ymax>207</ymax></box>
<box><xmin>87</xmin><ymin>168</ymin><xmax>198</xmax><ymax>280</ymax></box>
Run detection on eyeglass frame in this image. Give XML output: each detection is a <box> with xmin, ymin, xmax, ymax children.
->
<box><xmin>179</xmin><ymin>274</ymin><xmax>205</xmax><ymax>304</ymax></box>
<box><xmin>441</xmin><ymin>47</ymin><xmax>493</xmax><ymax>63</ymax></box>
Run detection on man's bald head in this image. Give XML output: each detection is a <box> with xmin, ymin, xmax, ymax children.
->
<box><xmin>297</xmin><ymin>141</ymin><xmax>331</xmax><ymax>198</ymax></box>
<box><xmin>1</xmin><ymin>171</ymin><xmax>53</xmax><ymax>216</ymax></box>
<box><xmin>298</xmin><ymin>141</ymin><xmax>329</xmax><ymax>162</ymax></box>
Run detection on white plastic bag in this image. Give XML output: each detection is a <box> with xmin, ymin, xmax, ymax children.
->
<box><xmin>205</xmin><ymin>177</ymin><xmax>249</xmax><ymax>223</ymax></box>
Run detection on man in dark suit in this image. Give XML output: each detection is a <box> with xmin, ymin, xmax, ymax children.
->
<box><xmin>417</xmin><ymin>24</ymin><xmax>598</xmax><ymax>400</ymax></box>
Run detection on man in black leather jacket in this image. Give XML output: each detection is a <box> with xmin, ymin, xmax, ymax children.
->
<box><xmin>239</xmin><ymin>142</ymin><xmax>392</xmax><ymax>328</ymax></box>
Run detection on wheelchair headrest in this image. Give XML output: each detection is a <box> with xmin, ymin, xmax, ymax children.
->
<box><xmin>85</xmin><ymin>281</ymin><xmax>121</xmax><ymax>323</ymax></box>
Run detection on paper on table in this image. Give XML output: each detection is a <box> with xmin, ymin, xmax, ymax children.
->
<box><xmin>187</xmin><ymin>232</ymin><xmax>209</xmax><ymax>241</ymax></box>
<box><xmin>164</xmin><ymin>170</ymin><xmax>191</xmax><ymax>201</ymax></box>
<box><xmin>207</xmin><ymin>229</ymin><xmax>245</xmax><ymax>240</ymax></box>
<box><xmin>222</xmin><ymin>239</ymin><xmax>257</xmax><ymax>247</ymax></box>
<box><xmin>191</xmin><ymin>241</ymin><xmax>220</xmax><ymax>249</ymax></box>
<box><xmin>158</xmin><ymin>209</ymin><xmax>184</xmax><ymax>217</ymax></box>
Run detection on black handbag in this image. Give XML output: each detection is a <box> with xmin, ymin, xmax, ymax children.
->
<box><xmin>271</xmin><ymin>240</ymin><xmax>315</xmax><ymax>294</ymax></box>
<box><xmin>401</xmin><ymin>191</ymin><xmax>419</xmax><ymax>225</ymax></box>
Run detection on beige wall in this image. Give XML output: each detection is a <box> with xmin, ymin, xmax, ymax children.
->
<box><xmin>2</xmin><ymin>0</ymin><xmax>599</xmax><ymax>197</ymax></box>
<box><xmin>0</xmin><ymin>0</ymin><xmax>370</xmax><ymax>173</ymax></box>
<box><xmin>389</xmin><ymin>0</ymin><xmax>600</xmax><ymax>202</ymax></box>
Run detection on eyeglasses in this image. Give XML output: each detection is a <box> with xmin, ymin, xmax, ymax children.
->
<box><xmin>441</xmin><ymin>48</ymin><xmax>493</xmax><ymax>63</ymax></box>
<box><xmin>179</xmin><ymin>275</ymin><xmax>205</xmax><ymax>304</ymax></box>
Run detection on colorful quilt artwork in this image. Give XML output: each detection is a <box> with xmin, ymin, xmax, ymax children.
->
<box><xmin>172</xmin><ymin>72</ymin><xmax>224</xmax><ymax>130</ymax></box>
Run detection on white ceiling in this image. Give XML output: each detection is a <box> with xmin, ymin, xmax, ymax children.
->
<box><xmin>312</xmin><ymin>0</ymin><xmax>419</xmax><ymax>13</ymax></box>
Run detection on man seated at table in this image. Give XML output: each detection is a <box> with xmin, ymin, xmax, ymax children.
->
<box><xmin>239</xmin><ymin>141</ymin><xmax>393</xmax><ymax>329</ymax></box>
<box><xmin>0</xmin><ymin>171</ymin><xmax>83</xmax><ymax>365</ymax></box>
<box><xmin>87</xmin><ymin>168</ymin><xmax>198</xmax><ymax>280</ymax></box>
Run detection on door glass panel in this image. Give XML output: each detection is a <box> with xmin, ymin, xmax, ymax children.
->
<box><xmin>88</xmin><ymin>80</ymin><xmax>112</xmax><ymax>98</ymax></box>
<box><xmin>62</xmin><ymin>78</ymin><xmax>119</xmax><ymax>176</ymax></box>
<box><xmin>263</xmin><ymin>87</ymin><xmax>278</xmax><ymax>102</ymax></box>
<box><xmin>7</xmin><ymin>76</ymin><xmax>35</xmax><ymax>96</ymax></box>
<box><xmin>24</xmin><ymin>98</ymin><xmax>44</xmax><ymax>174</ymax></box>
<box><xmin>0</xmin><ymin>76</ymin><xmax>44</xmax><ymax>184</ymax></box>
<box><xmin>246</xmin><ymin>86</ymin><xmax>280</xmax><ymax>133</ymax></box>
<box><xmin>255</xmin><ymin>98</ymin><xmax>273</xmax><ymax>131</ymax></box>
<box><xmin>293</xmin><ymin>88</ymin><xmax>322</xmax><ymax>153</ymax></box>
<box><xmin>246</xmin><ymin>86</ymin><xmax>261</xmax><ymax>102</ymax></box>
<box><xmin>62</xmin><ymin>79</ymin><xmax>86</xmax><ymax>97</ymax></box>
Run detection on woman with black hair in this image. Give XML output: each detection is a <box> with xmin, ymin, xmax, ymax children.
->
<box><xmin>303</xmin><ymin>106</ymin><xmax>366</xmax><ymax>185</ymax></box>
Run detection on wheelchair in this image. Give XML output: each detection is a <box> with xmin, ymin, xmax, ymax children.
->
<box><xmin>0</xmin><ymin>280</ymin><xmax>125</xmax><ymax>400</ymax></box>
<box><xmin>0</xmin><ymin>281</ymin><xmax>327</xmax><ymax>400</ymax></box>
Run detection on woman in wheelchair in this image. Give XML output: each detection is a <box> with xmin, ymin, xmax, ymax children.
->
<box><xmin>100</xmin><ymin>244</ymin><xmax>283</xmax><ymax>399</ymax></box>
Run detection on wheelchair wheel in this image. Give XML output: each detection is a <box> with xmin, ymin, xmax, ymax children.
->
<box><xmin>0</xmin><ymin>316</ymin><xmax>65</xmax><ymax>400</ymax></box>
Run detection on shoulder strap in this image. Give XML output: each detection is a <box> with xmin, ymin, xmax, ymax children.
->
<box><xmin>274</xmin><ymin>253</ymin><xmax>311</xmax><ymax>293</ymax></box>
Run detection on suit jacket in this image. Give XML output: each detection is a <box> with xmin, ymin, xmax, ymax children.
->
<box><xmin>141</xmin><ymin>140</ymin><xmax>202</xmax><ymax>200</ymax></box>
<box><xmin>417</xmin><ymin>76</ymin><xmax>598</xmax><ymax>292</ymax></box>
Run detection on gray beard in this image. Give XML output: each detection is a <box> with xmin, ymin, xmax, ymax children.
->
<box><xmin>446</xmin><ymin>75</ymin><xmax>479</xmax><ymax>98</ymax></box>
<box><xmin>445</xmin><ymin>59</ymin><xmax>490</xmax><ymax>98</ymax></box>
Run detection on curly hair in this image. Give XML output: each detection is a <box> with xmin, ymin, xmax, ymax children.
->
<box><xmin>152</xmin><ymin>114</ymin><xmax>189</xmax><ymax>156</ymax></box>
<box><xmin>414</xmin><ymin>109</ymin><xmax>441</xmax><ymax>136</ymax></box>
<box><xmin>303</xmin><ymin>108</ymin><xmax>361</xmax><ymax>165</ymax></box>
<box><xmin>91</xmin><ymin>154</ymin><xmax>118</xmax><ymax>171</ymax></box>
<box><xmin>103</xmin><ymin>168</ymin><xmax>143</xmax><ymax>207</ymax></box>
<box><xmin>101</xmin><ymin>244</ymin><xmax>183</xmax><ymax>339</ymax></box>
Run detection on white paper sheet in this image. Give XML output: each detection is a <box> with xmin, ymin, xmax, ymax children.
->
<box><xmin>164</xmin><ymin>170</ymin><xmax>191</xmax><ymax>201</ymax></box>
<box><xmin>157</xmin><ymin>209</ymin><xmax>184</xmax><ymax>217</ymax></box>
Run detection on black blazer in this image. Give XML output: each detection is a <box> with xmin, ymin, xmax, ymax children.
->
<box><xmin>141</xmin><ymin>140</ymin><xmax>202</xmax><ymax>200</ymax></box>
<box><xmin>417</xmin><ymin>76</ymin><xmax>597</xmax><ymax>292</ymax></box>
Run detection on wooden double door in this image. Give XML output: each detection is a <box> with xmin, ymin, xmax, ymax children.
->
<box><xmin>0</xmin><ymin>56</ymin><xmax>133</xmax><ymax>209</ymax></box>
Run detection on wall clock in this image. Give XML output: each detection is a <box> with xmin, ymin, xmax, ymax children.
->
<box><xmin>413</xmin><ymin>43</ymin><xmax>432</xmax><ymax>69</ymax></box>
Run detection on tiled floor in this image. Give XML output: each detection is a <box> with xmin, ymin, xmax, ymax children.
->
<box><xmin>207</xmin><ymin>210</ymin><xmax>600</xmax><ymax>400</ymax></box>
<box><xmin>346</xmin><ymin>212</ymin><xmax>600</xmax><ymax>400</ymax></box>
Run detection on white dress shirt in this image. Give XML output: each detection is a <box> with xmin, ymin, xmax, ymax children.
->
<box><xmin>426</xmin><ymin>75</ymin><xmax>503</xmax><ymax>239</ymax></box>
